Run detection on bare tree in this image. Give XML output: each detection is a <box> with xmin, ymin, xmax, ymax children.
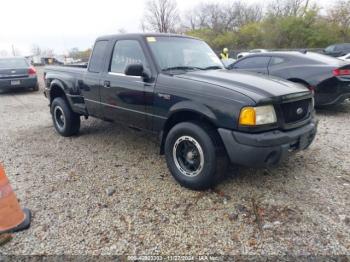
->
<box><xmin>31</xmin><ymin>44</ymin><xmax>42</xmax><ymax>56</ymax></box>
<box><xmin>225</xmin><ymin>1</ymin><xmax>263</xmax><ymax>29</ymax></box>
<box><xmin>11</xmin><ymin>45</ymin><xmax>21</xmax><ymax>56</ymax></box>
<box><xmin>181</xmin><ymin>3</ymin><xmax>227</xmax><ymax>32</ymax></box>
<box><xmin>182</xmin><ymin>1</ymin><xmax>262</xmax><ymax>32</ymax></box>
<box><xmin>327</xmin><ymin>0</ymin><xmax>350</xmax><ymax>40</ymax></box>
<box><xmin>41</xmin><ymin>48</ymin><xmax>54</xmax><ymax>57</ymax></box>
<box><xmin>0</xmin><ymin>50</ymin><xmax>8</xmax><ymax>57</ymax></box>
<box><xmin>118</xmin><ymin>28</ymin><xmax>127</xmax><ymax>34</ymax></box>
<box><xmin>142</xmin><ymin>0</ymin><xmax>180</xmax><ymax>33</ymax></box>
<box><xmin>267</xmin><ymin>0</ymin><xmax>311</xmax><ymax>17</ymax></box>
<box><xmin>182</xmin><ymin>9</ymin><xmax>201</xmax><ymax>31</ymax></box>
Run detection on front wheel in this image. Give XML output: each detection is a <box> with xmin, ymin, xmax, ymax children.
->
<box><xmin>164</xmin><ymin>122</ymin><xmax>228</xmax><ymax>190</ymax></box>
<box><xmin>51</xmin><ymin>97</ymin><xmax>80</xmax><ymax>137</ymax></box>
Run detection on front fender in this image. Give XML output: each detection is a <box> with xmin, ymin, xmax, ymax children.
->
<box><xmin>168</xmin><ymin>100</ymin><xmax>219</xmax><ymax>125</ymax></box>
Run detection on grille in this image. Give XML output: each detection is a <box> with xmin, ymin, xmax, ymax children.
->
<box><xmin>281</xmin><ymin>99</ymin><xmax>311</xmax><ymax>124</ymax></box>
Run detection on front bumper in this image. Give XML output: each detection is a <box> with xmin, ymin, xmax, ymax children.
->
<box><xmin>0</xmin><ymin>77</ymin><xmax>37</xmax><ymax>90</ymax></box>
<box><xmin>218</xmin><ymin>120</ymin><xmax>318</xmax><ymax>168</ymax></box>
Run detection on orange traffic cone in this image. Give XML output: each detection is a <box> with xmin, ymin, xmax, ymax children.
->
<box><xmin>0</xmin><ymin>164</ymin><xmax>31</xmax><ymax>233</ymax></box>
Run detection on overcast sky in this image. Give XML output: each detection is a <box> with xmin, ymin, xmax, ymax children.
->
<box><xmin>0</xmin><ymin>0</ymin><xmax>333</xmax><ymax>56</ymax></box>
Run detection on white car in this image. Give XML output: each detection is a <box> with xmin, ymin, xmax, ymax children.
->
<box><xmin>338</xmin><ymin>53</ymin><xmax>350</xmax><ymax>61</ymax></box>
<box><xmin>237</xmin><ymin>49</ymin><xmax>268</xmax><ymax>59</ymax></box>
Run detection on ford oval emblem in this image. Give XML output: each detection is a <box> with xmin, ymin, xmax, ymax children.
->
<box><xmin>11</xmin><ymin>70</ymin><xmax>16</xmax><ymax>74</ymax></box>
<box><xmin>296</xmin><ymin>107</ymin><xmax>304</xmax><ymax>115</ymax></box>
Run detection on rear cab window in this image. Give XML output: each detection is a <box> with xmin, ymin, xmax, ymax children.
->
<box><xmin>88</xmin><ymin>40</ymin><xmax>108</xmax><ymax>73</ymax></box>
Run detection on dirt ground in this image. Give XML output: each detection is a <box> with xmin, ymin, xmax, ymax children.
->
<box><xmin>0</xmin><ymin>67</ymin><xmax>349</xmax><ymax>256</ymax></box>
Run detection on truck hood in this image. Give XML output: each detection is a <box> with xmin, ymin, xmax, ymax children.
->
<box><xmin>176</xmin><ymin>69</ymin><xmax>309</xmax><ymax>102</ymax></box>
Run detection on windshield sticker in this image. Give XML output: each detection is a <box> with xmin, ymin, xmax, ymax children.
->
<box><xmin>147</xmin><ymin>37</ymin><xmax>156</xmax><ymax>42</ymax></box>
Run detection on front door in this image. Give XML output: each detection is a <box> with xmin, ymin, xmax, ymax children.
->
<box><xmin>100</xmin><ymin>39</ymin><xmax>152</xmax><ymax>129</ymax></box>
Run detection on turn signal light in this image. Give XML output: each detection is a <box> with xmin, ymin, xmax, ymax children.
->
<box><xmin>239</xmin><ymin>105</ymin><xmax>277</xmax><ymax>126</ymax></box>
<box><xmin>239</xmin><ymin>107</ymin><xmax>256</xmax><ymax>126</ymax></box>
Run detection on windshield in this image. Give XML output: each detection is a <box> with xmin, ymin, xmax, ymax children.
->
<box><xmin>0</xmin><ymin>58</ymin><xmax>29</xmax><ymax>69</ymax></box>
<box><xmin>146</xmin><ymin>36</ymin><xmax>223</xmax><ymax>72</ymax></box>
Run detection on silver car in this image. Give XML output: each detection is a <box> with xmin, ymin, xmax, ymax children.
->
<box><xmin>0</xmin><ymin>57</ymin><xmax>38</xmax><ymax>91</ymax></box>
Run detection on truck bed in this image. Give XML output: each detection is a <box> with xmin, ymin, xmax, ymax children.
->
<box><xmin>45</xmin><ymin>64</ymin><xmax>87</xmax><ymax>73</ymax></box>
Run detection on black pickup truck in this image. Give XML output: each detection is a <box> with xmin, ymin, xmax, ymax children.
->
<box><xmin>44</xmin><ymin>33</ymin><xmax>317</xmax><ymax>190</ymax></box>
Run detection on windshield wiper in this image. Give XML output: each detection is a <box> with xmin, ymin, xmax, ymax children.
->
<box><xmin>202</xmin><ymin>65</ymin><xmax>223</xmax><ymax>70</ymax></box>
<box><xmin>162</xmin><ymin>66</ymin><xmax>203</xmax><ymax>72</ymax></box>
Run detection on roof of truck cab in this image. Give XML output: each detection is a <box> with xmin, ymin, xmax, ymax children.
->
<box><xmin>96</xmin><ymin>33</ymin><xmax>199</xmax><ymax>41</ymax></box>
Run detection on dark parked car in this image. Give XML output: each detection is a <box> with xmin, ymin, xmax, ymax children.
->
<box><xmin>0</xmin><ymin>57</ymin><xmax>39</xmax><ymax>92</ymax></box>
<box><xmin>324</xmin><ymin>43</ymin><xmax>350</xmax><ymax>57</ymax></box>
<box><xmin>228</xmin><ymin>51</ymin><xmax>350</xmax><ymax>106</ymax></box>
<box><xmin>44</xmin><ymin>34</ymin><xmax>317</xmax><ymax>190</ymax></box>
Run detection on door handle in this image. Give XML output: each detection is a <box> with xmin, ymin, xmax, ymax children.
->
<box><xmin>103</xmin><ymin>81</ymin><xmax>110</xmax><ymax>88</ymax></box>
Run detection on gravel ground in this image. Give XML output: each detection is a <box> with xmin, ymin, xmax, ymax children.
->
<box><xmin>0</xmin><ymin>67</ymin><xmax>349</xmax><ymax>256</ymax></box>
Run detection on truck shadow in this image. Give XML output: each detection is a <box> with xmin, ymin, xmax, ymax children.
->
<box><xmin>76</xmin><ymin>118</ymin><xmax>294</xmax><ymax>187</ymax></box>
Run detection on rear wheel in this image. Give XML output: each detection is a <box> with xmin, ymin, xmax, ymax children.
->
<box><xmin>51</xmin><ymin>97</ymin><xmax>80</xmax><ymax>137</ymax></box>
<box><xmin>164</xmin><ymin>121</ymin><xmax>228</xmax><ymax>190</ymax></box>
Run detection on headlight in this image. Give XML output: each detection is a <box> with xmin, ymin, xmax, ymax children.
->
<box><xmin>239</xmin><ymin>105</ymin><xmax>277</xmax><ymax>126</ymax></box>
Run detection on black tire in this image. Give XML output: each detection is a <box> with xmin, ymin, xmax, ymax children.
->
<box><xmin>32</xmin><ymin>83</ymin><xmax>39</xmax><ymax>91</ymax></box>
<box><xmin>164</xmin><ymin>121</ymin><xmax>228</xmax><ymax>190</ymax></box>
<box><xmin>51</xmin><ymin>97</ymin><xmax>80</xmax><ymax>137</ymax></box>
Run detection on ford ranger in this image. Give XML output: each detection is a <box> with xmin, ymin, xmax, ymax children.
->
<box><xmin>44</xmin><ymin>33</ymin><xmax>317</xmax><ymax>190</ymax></box>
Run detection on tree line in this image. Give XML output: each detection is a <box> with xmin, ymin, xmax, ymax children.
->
<box><xmin>142</xmin><ymin>0</ymin><xmax>350</xmax><ymax>52</ymax></box>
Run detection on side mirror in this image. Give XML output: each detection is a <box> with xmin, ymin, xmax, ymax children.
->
<box><xmin>125</xmin><ymin>64</ymin><xmax>144</xmax><ymax>77</ymax></box>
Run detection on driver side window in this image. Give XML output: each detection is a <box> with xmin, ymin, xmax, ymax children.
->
<box><xmin>110</xmin><ymin>40</ymin><xmax>148</xmax><ymax>74</ymax></box>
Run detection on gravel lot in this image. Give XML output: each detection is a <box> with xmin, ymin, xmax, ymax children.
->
<box><xmin>0</xmin><ymin>67</ymin><xmax>349</xmax><ymax>256</ymax></box>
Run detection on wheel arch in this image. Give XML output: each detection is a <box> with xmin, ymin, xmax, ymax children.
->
<box><xmin>159</xmin><ymin>103</ymin><xmax>220</xmax><ymax>155</ymax></box>
<box><xmin>49</xmin><ymin>80</ymin><xmax>67</xmax><ymax>104</ymax></box>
